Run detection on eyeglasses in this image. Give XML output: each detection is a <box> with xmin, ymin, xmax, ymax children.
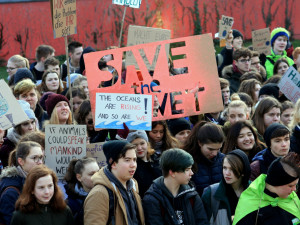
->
<box><xmin>238</xmin><ymin>59</ymin><xmax>251</xmax><ymax>63</ymax></box>
<box><xmin>6</xmin><ymin>67</ymin><xmax>17</xmax><ymax>71</ymax></box>
<box><xmin>29</xmin><ymin>155</ymin><xmax>44</xmax><ymax>163</ymax></box>
<box><xmin>87</xmin><ymin>119</ymin><xmax>93</xmax><ymax>125</ymax></box>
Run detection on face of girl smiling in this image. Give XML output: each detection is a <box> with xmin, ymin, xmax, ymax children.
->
<box><xmin>237</xmin><ymin>127</ymin><xmax>255</xmax><ymax>152</ymax></box>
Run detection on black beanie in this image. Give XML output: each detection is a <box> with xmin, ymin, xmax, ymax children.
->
<box><xmin>232</xmin><ymin>29</ymin><xmax>243</xmax><ymax>40</ymax></box>
<box><xmin>14</xmin><ymin>68</ymin><xmax>35</xmax><ymax>84</ymax></box>
<box><xmin>266</xmin><ymin>157</ymin><xmax>298</xmax><ymax>186</ymax></box>
<box><xmin>103</xmin><ymin>140</ymin><xmax>129</xmax><ymax>166</ymax></box>
<box><xmin>259</xmin><ymin>83</ymin><xmax>279</xmax><ymax>100</ymax></box>
<box><xmin>228</xmin><ymin>149</ymin><xmax>251</xmax><ymax>185</ymax></box>
<box><xmin>167</xmin><ymin>118</ymin><xmax>191</xmax><ymax>136</ymax></box>
<box><xmin>263</xmin><ymin>123</ymin><xmax>289</xmax><ymax>149</ymax></box>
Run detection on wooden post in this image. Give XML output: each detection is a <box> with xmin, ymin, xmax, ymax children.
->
<box><xmin>118</xmin><ymin>6</ymin><xmax>127</xmax><ymax>48</ymax></box>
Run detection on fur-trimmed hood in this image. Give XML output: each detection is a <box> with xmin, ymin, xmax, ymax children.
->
<box><xmin>0</xmin><ymin>166</ymin><xmax>24</xmax><ymax>195</ymax></box>
<box><xmin>222</xmin><ymin>65</ymin><xmax>235</xmax><ymax>79</ymax></box>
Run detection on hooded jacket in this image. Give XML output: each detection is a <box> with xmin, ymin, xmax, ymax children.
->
<box><xmin>233</xmin><ymin>174</ymin><xmax>300</xmax><ymax>225</ymax></box>
<box><xmin>143</xmin><ymin>176</ymin><xmax>209</xmax><ymax>225</ymax></box>
<box><xmin>265</xmin><ymin>49</ymin><xmax>294</xmax><ymax>79</ymax></box>
<box><xmin>222</xmin><ymin>65</ymin><xmax>243</xmax><ymax>94</ymax></box>
<box><xmin>84</xmin><ymin>167</ymin><xmax>145</xmax><ymax>225</ymax></box>
<box><xmin>0</xmin><ymin>167</ymin><xmax>25</xmax><ymax>225</ymax></box>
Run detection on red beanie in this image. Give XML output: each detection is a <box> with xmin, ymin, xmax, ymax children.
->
<box><xmin>45</xmin><ymin>94</ymin><xmax>70</xmax><ymax>116</ymax></box>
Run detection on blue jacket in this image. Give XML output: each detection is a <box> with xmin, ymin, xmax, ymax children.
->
<box><xmin>192</xmin><ymin>152</ymin><xmax>224</xmax><ymax>195</ymax></box>
<box><xmin>0</xmin><ymin>167</ymin><xmax>25</xmax><ymax>225</ymax></box>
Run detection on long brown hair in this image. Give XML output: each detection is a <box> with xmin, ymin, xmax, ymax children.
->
<box><xmin>38</xmin><ymin>70</ymin><xmax>63</xmax><ymax>94</ymax></box>
<box><xmin>15</xmin><ymin>165</ymin><xmax>66</xmax><ymax>213</ymax></box>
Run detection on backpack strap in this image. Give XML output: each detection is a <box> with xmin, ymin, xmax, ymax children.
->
<box><xmin>266</xmin><ymin>57</ymin><xmax>275</xmax><ymax>65</ymax></box>
<box><xmin>210</xmin><ymin>183</ymin><xmax>220</xmax><ymax>221</ymax></box>
<box><xmin>104</xmin><ymin>186</ymin><xmax>115</xmax><ymax>225</ymax></box>
<box><xmin>0</xmin><ymin>186</ymin><xmax>20</xmax><ymax>199</ymax></box>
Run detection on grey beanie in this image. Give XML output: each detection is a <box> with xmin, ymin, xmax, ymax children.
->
<box><xmin>127</xmin><ymin>130</ymin><xmax>148</xmax><ymax>143</ymax></box>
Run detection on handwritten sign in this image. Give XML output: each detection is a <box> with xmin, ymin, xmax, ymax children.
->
<box><xmin>95</xmin><ymin>93</ymin><xmax>152</xmax><ymax>130</ymax></box>
<box><xmin>86</xmin><ymin>142</ymin><xmax>107</xmax><ymax>168</ymax></box>
<box><xmin>0</xmin><ymin>80</ymin><xmax>29</xmax><ymax>130</ymax></box>
<box><xmin>278</xmin><ymin>67</ymin><xmax>300</xmax><ymax>103</ymax></box>
<box><xmin>84</xmin><ymin>34</ymin><xmax>224</xmax><ymax>122</ymax></box>
<box><xmin>126</xmin><ymin>25</ymin><xmax>171</xmax><ymax>71</ymax></box>
<box><xmin>45</xmin><ymin>124</ymin><xmax>86</xmax><ymax>179</ymax></box>
<box><xmin>50</xmin><ymin>0</ymin><xmax>77</xmax><ymax>38</ymax></box>
<box><xmin>252</xmin><ymin>28</ymin><xmax>271</xmax><ymax>55</ymax></box>
<box><xmin>219</xmin><ymin>15</ymin><xmax>234</xmax><ymax>40</ymax></box>
<box><xmin>112</xmin><ymin>0</ymin><xmax>142</xmax><ymax>8</ymax></box>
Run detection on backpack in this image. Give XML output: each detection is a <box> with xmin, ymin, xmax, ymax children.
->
<box><xmin>104</xmin><ymin>186</ymin><xmax>115</xmax><ymax>225</ymax></box>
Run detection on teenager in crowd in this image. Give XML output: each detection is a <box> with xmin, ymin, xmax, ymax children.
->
<box><xmin>202</xmin><ymin>150</ymin><xmax>250</xmax><ymax>225</ymax></box>
<box><xmin>238</xmin><ymin>78</ymin><xmax>261</xmax><ymax>104</ymax></box>
<box><xmin>250</xmin><ymin>123</ymin><xmax>290</xmax><ymax>180</ymax></box>
<box><xmin>273</xmin><ymin>57</ymin><xmax>290</xmax><ymax>76</ymax></box>
<box><xmin>265</xmin><ymin>27</ymin><xmax>294</xmax><ymax>79</ymax></box>
<box><xmin>289</xmin><ymin>98</ymin><xmax>300</xmax><ymax>154</ymax></box>
<box><xmin>66</xmin><ymin>87</ymin><xmax>87</xmax><ymax>113</ymax></box>
<box><xmin>223</xmin><ymin>121</ymin><xmax>265</xmax><ymax>162</ymax></box>
<box><xmin>0</xmin><ymin>141</ymin><xmax>44</xmax><ymax>225</ymax></box>
<box><xmin>127</xmin><ymin>130</ymin><xmax>161</xmax><ymax>197</ymax></box>
<box><xmin>6</xmin><ymin>55</ymin><xmax>30</xmax><ymax>87</ymax></box>
<box><xmin>250</xmin><ymin>51</ymin><xmax>267</xmax><ymax>81</ymax></box>
<box><xmin>37</xmin><ymin>70</ymin><xmax>63</xmax><ymax>95</ymax></box>
<box><xmin>220</xmin><ymin>78</ymin><xmax>230</xmax><ymax>106</ymax></box>
<box><xmin>167</xmin><ymin>118</ymin><xmax>192</xmax><ymax>145</ymax></box>
<box><xmin>14</xmin><ymin>79</ymin><xmax>48</xmax><ymax>130</ymax></box>
<box><xmin>252</xmin><ymin>96</ymin><xmax>281</xmax><ymax>139</ymax></box>
<box><xmin>143</xmin><ymin>148</ymin><xmax>209</xmax><ymax>225</ymax></box>
<box><xmin>0</xmin><ymin>100</ymin><xmax>38</xmax><ymax>167</ymax></box>
<box><xmin>147</xmin><ymin>121</ymin><xmax>178</xmax><ymax>157</ymax></box>
<box><xmin>292</xmin><ymin>47</ymin><xmax>300</xmax><ymax>70</ymax></box>
<box><xmin>11</xmin><ymin>165</ymin><xmax>74</xmax><ymax>225</ymax></box>
<box><xmin>44</xmin><ymin>94</ymin><xmax>72</xmax><ymax>125</ymax></box>
<box><xmin>72</xmin><ymin>75</ymin><xmax>89</xmax><ymax>98</ymax></box>
<box><xmin>233</xmin><ymin>153</ymin><xmax>300</xmax><ymax>224</ymax></box>
<box><xmin>84</xmin><ymin>140</ymin><xmax>145</xmax><ymax>225</ymax></box>
<box><xmin>183</xmin><ymin>121</ymin><xmax>225</xmax><ymax>195</ymax></box>
<box><xmin>64</xmin><ymin>157</ymin><xmax>99</xmax><ymax>225</ymax></box>
<box><xmin>280</xmin><ymin>100</ymin><xmax>294</xmax><ymax>127</ymax></box>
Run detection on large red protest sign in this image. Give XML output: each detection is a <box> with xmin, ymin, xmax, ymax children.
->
<box><xmin>84</xmin><ymin>34</ymin><xmax>223</xmax><ymax>122</ymax></box>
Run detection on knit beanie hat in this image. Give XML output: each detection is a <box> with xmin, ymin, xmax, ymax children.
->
<box><xmin>18</xmin><ymin>100</ymin><xmax>36</xmax><ymax>120</ymax></box>
<box><xmin>40</xmin><ymin>92</ymin><xmax>55</xmax><ymax>111</ymax></box>
<box><xmin>266</xmin><ymin>157</ymin><xmax>298</xmax><ymax>186</ymax></box>
<box><xmin>45</xmin><ymin>93</ymin><xmax>70</xmax><ymax>116</ymax></box>
<box><xmin>259</xmin><ymin>83</ymin><xmax>279</xmax><ymax>100</ymax></box>
<box><xmin>232</xmin><ymin>29</ymin><xmax>243</xmax><ymax>40</ymax></box>
<box><xmin>228</xmin><ymin>149</ymin><xmax>251</xmax><ymax>185</ymax></box>
<box><xmin>127</xmin><ymin>130</ymin><xmax>148</xmax><ymax>143</ymax></box>
<box><xmin>263</xmin><ymin>123</ymin><xmax>289</xmax><ymax>149</ymax></box>
<box><xmin>270</xmin><ymin>27</ymin><xmax>290</xmax><ymax>46</ymax></box>
<box><xmin>14</xmin><ymin>68</ymin><xmax>35</xmax><ymax>85</ymax></box>
<box><xmin>103</xmin><ymin>140</ymin><xmax>129</xmax><ymax>166</ymax></box>
<box><xmin>167</xmin><ymin>118</ymin><xmax>192</xmax><ymax>136</ymax></box>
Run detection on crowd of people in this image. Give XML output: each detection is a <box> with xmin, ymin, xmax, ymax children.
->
<box><xmin>0</xmin><ymin>26</ymin><xmax>300</xmax><ymax>225</ymax></box>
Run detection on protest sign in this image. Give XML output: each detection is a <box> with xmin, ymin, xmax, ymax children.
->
<box><xmin>219</xmin><ymin>15</ymin><xmax>234</xmax><ymax>40</ymax></box>
<box><xmin>112</xmin><ymin>0</ymin><xmax>142</xmax><ymax>8</ymax></box>
<box><xmin>252</xmin><ymin>28</ymin><xmax>271</xmax><ymax>55</ymax></box>
<box><xmin>278</xmin><ymin>67</ymin><xmax>300</xmax><ymax>103</ymax></box>
<box><xmin>95</xmin><ymin>93</ymin><xmax>152</xmax><ymax>130</ymax></box>
<box><xmin>45</xmin><ymin>124</ymin><xmax>86</xmax><ymax>179</ymax></box>
<box><xmin>50</xmin><ymin>0</ymin><xmax>77</xmax><ymax>38</ymax></box>
<box><xmin>0</xmin><ymin>80</ymin><xmax>29</xmax><ymax>130</ymax></box>
<box><xmin>86</xmin><ymin>142</ymin><xmax>107</xmax><ymax>168</ymax></box>
<box><xmin>84</xmin><ymin>34</ymin><xmax>223</xmax><ymax>122</ymax></box>
<box><xmin>126</xmin><ymin>25</ymin><xmax>171</xmax><ymax>70</ymax></box>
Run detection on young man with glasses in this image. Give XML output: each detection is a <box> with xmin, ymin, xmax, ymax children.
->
<box><xmin>222</xmin><ymin>47</ymin><xmax>252</xmax><ymax>94</ymax></box>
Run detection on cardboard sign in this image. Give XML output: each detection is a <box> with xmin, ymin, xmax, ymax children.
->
<box><xmin>112</xmin><ymin>0</ymin><xmax>142</xmax><ymax>8</ymax></box>
<box><xmin>45</xmin><ymin>125</ymin><xmax>87</xmax><ymax>179</ymax></box>
<box><xmin>50</xmin><ymin>0</ymin><xmax>77</xmax><ymax>38</ymax></box>
<box><xmin>84</xmin><ymin>34</ymin><xmax>223</xmax><ymax>122</ymax></box>
<box><xmin>95</xmin><ymin>93</ymin><xmax>152</xmax><ymax>130</ymax></box>
<box><xmin>126</xmin><ymin>25</ymin><xmax>171</xmax><ymax>71</ymax></box>
<box><xmin>86</xmin><ymin>142</ymin><xmax>107</xmax><ymax>168</ymax></box>
<box><xmin>0</xmin><ymin>80</ymin><xmax>29</xmax><ymax>130</ymax></box>
<box><xmin>252</xmin><ymin>28</ymin><xmax>271</xmax><ymax>55</ymax></box>
<box><xmin>278</xmin><ymin>67</ymin><xmax>300</xmax><ymax>103</ymax></box>
<box><xmin>219</xmin><ymin>15</ymin><xmax>234</xmax><ymax>40</ymax></box>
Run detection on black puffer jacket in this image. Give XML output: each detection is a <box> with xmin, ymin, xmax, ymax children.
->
<box><xmin>143</xmin><ymin>176</ymin><xmax>209</xmax><ymax>225</ymax></box>
<box><xmin>290</xmin><ymin>125</ymin><xmax>300</xmax><ymax>154</ymax></box>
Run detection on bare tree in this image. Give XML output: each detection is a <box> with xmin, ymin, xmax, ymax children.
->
<box><xmin>261</xmin><ymin>0</ymin><xmax>279</xmax><ymax>28</ymax></box>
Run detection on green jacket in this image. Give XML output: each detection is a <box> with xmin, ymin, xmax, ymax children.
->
<box><xmin>265</xmin><ymin>49</ymin><xmax>294</xmax><ymax>79</ymax></box>
<box><xmin>233</xmin><ymin>174</ymin><xmax>300</xmax><ymax>225</ymax></box>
